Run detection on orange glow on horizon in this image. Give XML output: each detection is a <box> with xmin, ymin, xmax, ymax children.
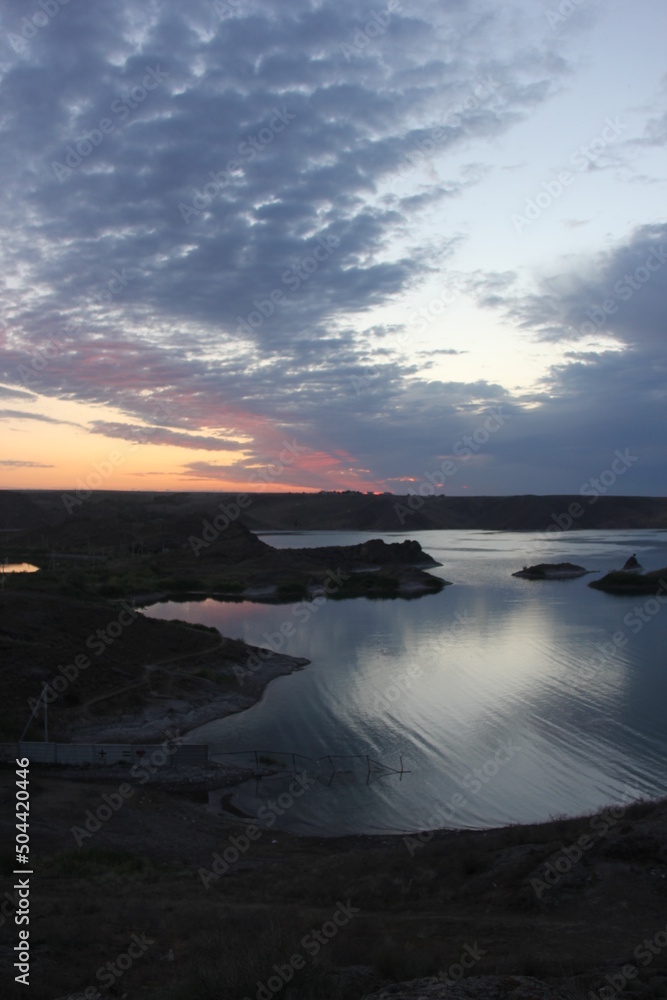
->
<box><xmin>0</xmin><ymin>397</ymin><xmax>388</xmax><ymax>493</ymax></box>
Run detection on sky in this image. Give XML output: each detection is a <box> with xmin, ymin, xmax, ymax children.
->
<box><xmin>0</xmin><ymin>0</ymin><xmax>665</xmax><ymax>496</ymax></box>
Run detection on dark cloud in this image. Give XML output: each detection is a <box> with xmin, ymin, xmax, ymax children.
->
<box><xmin>0</xmin><ymin>385</ymin><xmax>35</xmax><ymax>401</ymax></box>
<box><xmin>1</xmin><ymin>0</ymin><xmax>662</xmax><ymax>492</ymax></box>
<box><xmin>471</xmin><ymin>223</ymin><xmax>667</xmax><ymax>350</ymax></box>
<box><xmin>89</xmin><ymin>420</ymin><xmax>247</xmax><ymax>450</ymax></box>
<box><xmin>460</xmin><ymin>223</ymin><xmax>667</xmax><ymax>493</ymax></box>
<box><xmin>0</xmin><ymin>409</ymin><xmax>78</xmax><ymax>425</ymax></box>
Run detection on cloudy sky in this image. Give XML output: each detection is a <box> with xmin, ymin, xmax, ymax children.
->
<box><xmin>0</xmin><ymin>0</ymin><xmax>665</xmax><ymax>495</ymax></box>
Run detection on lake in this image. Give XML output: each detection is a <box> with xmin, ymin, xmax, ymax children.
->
<box><xmin>143</xmin><ymin>528</ymin><xmax>667</xmax><ymax>835</ymax></box>
<box><xmin>2</xmin><ymin>563</ymin><xmax>39</xmax><ymax>574</ymax></box>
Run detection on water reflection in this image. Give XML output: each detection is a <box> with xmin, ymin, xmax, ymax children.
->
<box><xmin>144</xmin><ymin>529</ymin><xmax>667</xmax><ymax>834</ymax></box>
<box><xmin>2</xmin><ymin>563</ymin><xmax>39</xmax><ymax>574</ymax></box>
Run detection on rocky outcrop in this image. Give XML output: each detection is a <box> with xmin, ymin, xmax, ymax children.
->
<box><xmin>512</xmin><ymin>562</ymin><xmax>590</xmax><ymax>580</ymax></box>
<box><xmin>589</xmin><ymin>567</ymin><xmax>667</xmax><ymax>595</ymax></box>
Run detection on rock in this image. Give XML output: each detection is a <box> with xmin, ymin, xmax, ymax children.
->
<box><xmin>512</xmin><ymin>562</ymin><xmax>590</xmax><ymax>580</ymax></box>
<box><xmin>589</xmin><ymin>566</ymin><xmax>667</xmax><ymax>595</ymax></box>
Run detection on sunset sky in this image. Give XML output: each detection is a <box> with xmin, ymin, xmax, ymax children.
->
<box><xmin>0</xmin><ymin>0</ymin><xmax>665</xmax><ymax>495</ymax></box>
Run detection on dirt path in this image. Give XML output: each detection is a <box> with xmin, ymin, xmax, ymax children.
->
<box><xmin>78</xmin><ymin>639</ymin><xmax>229</xmax><ymax>715</ymax></box>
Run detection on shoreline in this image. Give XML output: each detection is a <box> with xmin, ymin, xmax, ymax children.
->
<box><xmin>62</xmin><ymin>646</ymin><xmax>310</xmax><ymax>746</ymax></box>
<box><xmin>8</xmin><ymin>754</ymin><xmax>664</xmax><ymax>843</ymax></box>
<box><xmin>3</xmin><ymin>765</ymin><xmax>666</xmax><ymax>999</ymax></box>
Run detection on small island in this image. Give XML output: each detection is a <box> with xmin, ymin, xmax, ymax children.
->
<box><xmin>589</xmin><ymin>566</ymin><xmax>667</xmax><ymax>595</ymax></box>
<box><xmin>512</xmin><ymin>561</ymin><xmax>591</xmax><ymax>580</ymax></box>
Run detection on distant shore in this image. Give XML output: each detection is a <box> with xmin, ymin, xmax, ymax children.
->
<box><xmin>3</xmin><ymin>487</ymin><xmax>667</xmax><ymax>534</ymax></box>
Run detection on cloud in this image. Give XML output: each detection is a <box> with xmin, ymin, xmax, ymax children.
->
<box><xmin>453</xmin><ymin>222</ymin><xmax>667</xmax><ymax>493</ymax></box>
<box><xmin>0</xmin><ymin>0</ymin><xmax>571</xmax><ymax>366</ymax></box>
<box><xmin>0</xmin><ymin>459</ymin><xmax>54</xmax><ymax>468</ymax></box>
<box><xmin>0</xmin><ymin>409</ymin><xmax>79</xmax><ymax>426</ymax></box>
<box><xmin>3</xmin><ymin>0</ymin><xmax>663</xmax><ymax>494</ymax></box>
<box><xmin>89</xmin><ymin>420</ymin><xmax>247</xmax><ymax>450</ymax></box>
<box><xmin>416</xmin><ymin>348</ymin><xmax>468</xmax><ymax>357</ymax></box>
<box><xmin>0</xmin><ymin>385</ymin><xmax>36</xmax><ymax>401</ymax></box>
<box><xmin>472</xmin><ymin>223</ymin><xmax>667</xmax><ymax>350</ymax></box>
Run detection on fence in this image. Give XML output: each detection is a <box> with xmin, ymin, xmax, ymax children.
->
<box><xmin>0</xmin><ymin>741</ymin><xmax>208</xmax><ymax>767</ymax></box>
<box><xmin>0</xmin><ymin>742</ymin><xmax>407</xmax><ymax>778</ymax></box>
<box><xmin>208</xmin><ymin>746</ymin><xmax>408</xmax><ymax>777</ymax></box>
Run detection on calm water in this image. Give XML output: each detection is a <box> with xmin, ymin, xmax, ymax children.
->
<box><xmin>144</xmin><ymin>529</ymin><xmax>667</xmax><ymax>835</ymax></box>
<box><xmin>2</xmin><ymin>563</ymin><xmax>39</xmax><ymax>573</ymax></box>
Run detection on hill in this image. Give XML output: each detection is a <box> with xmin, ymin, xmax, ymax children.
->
<box><xmin>8</xmin><ymin>490</ymin><xmax>667</xmax><ymax>535</ymax></box>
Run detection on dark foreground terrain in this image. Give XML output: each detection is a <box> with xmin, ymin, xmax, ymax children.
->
<box><xmin>1</xmin><ymin>490</ymin><xmax>667</xmax><ymax>998</ymax></box>
<box><xmin>0</xmin><ymin>767</ymin><xmax>666</xmax><ymax>1000</ymax></box>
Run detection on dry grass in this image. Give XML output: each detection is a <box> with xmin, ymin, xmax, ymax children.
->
<box><xmin>2</xmin><ymin>777</ymin><xmax>665</xmax><ymax>999</ymax></box>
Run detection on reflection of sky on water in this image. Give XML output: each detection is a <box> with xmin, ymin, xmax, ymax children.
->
<box><xmin>144</xmin><ymin>529</ymin><xmax>667</xmax><ymax>834</ymax></box>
